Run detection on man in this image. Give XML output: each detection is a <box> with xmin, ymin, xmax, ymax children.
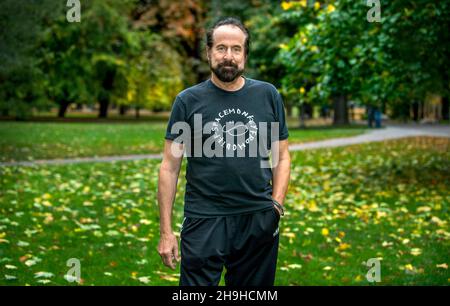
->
<box><xmin>157</xmin><ymin>17</ymin><xmax>291</xmax><ymax>286</ymax></box>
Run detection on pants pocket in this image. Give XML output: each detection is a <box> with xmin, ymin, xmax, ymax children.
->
<box><xmin>180</xmin><ymin>217</ymin><xmax>197</xmax><ymax>238</ymax></box>
<box><xmin>271</xmin><ymin>205</ymin><xmax>281</xmax><ymax>223</ymax></box>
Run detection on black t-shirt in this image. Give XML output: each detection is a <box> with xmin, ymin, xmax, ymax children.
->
<box><xmin>165</xmin><ymin>76</ymin><xmax>289</xmax><ymax>217</ymax></box>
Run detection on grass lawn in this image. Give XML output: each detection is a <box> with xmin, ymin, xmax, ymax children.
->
<box><xmin>0</xmin><ymin>122</ymin><xmax>167</xmax><ymax>162</ymax></box>
<box><xmin>0</xmin><ymin>136</ymin><xmax>448</xmax><ymax>285</ymax></box>
<box><xmin>0</xmin><ymin>121</ymin><xmax>367</xmax><ymax>162</ymax></box>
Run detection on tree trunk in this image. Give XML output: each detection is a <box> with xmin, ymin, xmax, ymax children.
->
<box><xmin>97</xmin><ymin>69</ymin><xmax>115</xmax><ymax>118</ymax></box>
<box><xmin>412</xmin><ymin>100</ymin><xmax>419</xmax><ymax>121</ymax></box>
<box><xmin>135</xmin><ymin>106</ymin><xmax>140</xmax><ymax>119</ymax></box>
<box><xmin>98</xmin><ymin>98</ymin><xmax>109</xmax><ymax>118</ymax></box>
<box><xmin>58</xmin><ymin>101</ymin><xmax>71</xmax><ymax>118</ymax></box>
<box><xmin>298</xmin><ymin>103</ymin><xmax>306</xmax><ymax>128</ymax></box>
<box><xmin>286</xmin><ymin>103</ymin><xmax>293</xmax><ymax>118</ymax></box>
<box><xmin>419</xmin><ymin>100</ymin><xmax>424</xmax><ymax>120</ymax></box>
<box><xmin>367</xmin><ymin>105</ymin><xmax>374</xmax><ymax>128</ymax></box>
<box><xmin>119</xmin><ymin>105</ymin><xmax>128</xmax><ymax>116</ymax></box>
<box><xmin>333</xmin><ymin>95</ymin><xmax>348</xmax><ymax>125</ymax></box>
<box><xmin>305</xmin><ymin>103</ymin><xmax>313</xmax><ymax>119</ymax></box>
<box><xmin>442</xmin><ymin>96</ymin><xmax>449</xmax><ymax>120</ymax></box>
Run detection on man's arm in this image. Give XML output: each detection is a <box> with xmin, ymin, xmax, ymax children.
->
<box><xmin>157</xmin><ymin>139</ymin><xmax>183</xmax><ymax>269</ymax></box>
<box><xmin>272</xmin><ymin>139</ymin><xmax>291</xmax><ymax>210</ymax></box>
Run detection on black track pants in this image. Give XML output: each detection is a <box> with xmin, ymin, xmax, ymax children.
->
<box><xmin>179</xmin><ymin>206</ymin><xmax>280</xmax><ymax>286</ymax></box>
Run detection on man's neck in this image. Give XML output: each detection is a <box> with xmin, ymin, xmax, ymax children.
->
<box><xmin>210</xmin><ymin>74</ymin><xmax>245</xmax><ymax>92</ymax></box>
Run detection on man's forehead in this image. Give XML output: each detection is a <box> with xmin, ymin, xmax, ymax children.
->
<box><xmin>212</xmin><ymin>25</ymin><xmax>246</xmax><ymax>46</ymax></box>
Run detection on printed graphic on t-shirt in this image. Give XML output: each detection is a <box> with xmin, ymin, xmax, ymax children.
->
<box><xmin>212</xmin><ymin>108</ymin><xmax>258</xmax><ymax>151</ymax></box>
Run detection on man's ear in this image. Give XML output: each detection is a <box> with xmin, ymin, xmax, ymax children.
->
<box><xmin>206</xmin><ymin>46</ymin><xmax>211</xmax><ymax>61</ymax></box>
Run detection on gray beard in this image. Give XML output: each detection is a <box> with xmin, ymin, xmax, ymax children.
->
<box><xmin>210</xmin><ymin>63</ymin><xmax>244</xmax><ymax>83</ymax></box>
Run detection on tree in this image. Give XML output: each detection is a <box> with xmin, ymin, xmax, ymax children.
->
<box><xmin>0</xmin><ymin>0</ymin><xmax>57</xmax><ymax>119</ymax></box>
<box><xmin>278</xmin><ymin>1</ymin><xmax>371</xmax><ymax>125</ymax></box>
<box><xmin>37</xmin><ymin>0</ymin><xmax>184</xmax><ymax>118</ymax></box>
<box><xmin>123</xmin><ymin>33</ymin><xmax>184</xmax><ymax>115</ymax></box>
<box><xmin>132</xmin><ymin>0</ymin><xmax>209</xmax><ymax>85</ymax></box>
<box><xmin>278</xmin><ymin>0</ymin><xmax>450</xmax><ymax>124</ymax></box>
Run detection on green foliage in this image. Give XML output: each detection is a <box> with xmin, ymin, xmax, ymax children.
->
<box><xmin>0</xmin><ymin>0</ymin><xmax>59</xmax><ymax>119</ymax></box>
<box><xmin>124</xmin><ymin>33</ymin><xmax>184</xmax><ymax>111</ymax></box>
<box><xmin>1</xmin><ymin>0</ymin><xmax>448</xmax><ymax>119</ymax></box>
<box><xmin>278</xmin><ymin>0</ymin><xmax>450</xmax><ymax>118</ymax></box>
<box><xmin>246</xmin><ymin>8</ymin><xmax>293</xmax><ymax>88</ymax></box>
<box><xmin>37</xmin><ymin>0</ymin><xmax>183</xmax><ymax>116</ymax></box>
<box><xmin>1</xmin><ymin>0</ymin><xmax>185</xmax><ymax>118</ymax></box>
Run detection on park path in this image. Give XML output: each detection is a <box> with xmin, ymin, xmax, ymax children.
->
<box><xmin>289</xmin><ymin>124</ymin><xmax>450</xmax><ymax>151</ymax></box>
<box><xmin>1</xmin><ymin>124</ymin><xmax>448</xmax><ymax>167</ymax></box>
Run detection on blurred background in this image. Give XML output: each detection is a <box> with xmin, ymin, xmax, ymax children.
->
<box><xmin>0</xmin><ymin>0</ymin><xmax>448</xmax><ymax>124</ymax></box>
<box><xmin>0</xmin><ymin>0</ymin><xmax>449</xmax><ymax>286</ymax></box>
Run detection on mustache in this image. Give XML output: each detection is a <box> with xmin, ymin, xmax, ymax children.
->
<box><xmin>218</xmin><ymin>61</ymin><xmax>238</xmax><ymax>69</ymax></box>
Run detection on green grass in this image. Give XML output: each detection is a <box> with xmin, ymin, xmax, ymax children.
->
<box><xmin>277</xmin><ymin>136</ymin><xmax>449</xmax><ymax>285</ymax></box>
<box><xmin>0</xmin><ymin>122</ymin><xmax>167</xmax><ymax>162</ymax></box>
<box><xmin>0</xmin><ymin>122</ymin><xmax>367</xmax><ymax>162</ymax></box>
<box><xmin>0</xmin><ymin>136</ymin><xmax>448</xmax><ymax>285</ymax></box>
<box><xmin>31</xmin><ymin>111</ymin><xmax>171</xmax><ymax>122</ymax></box>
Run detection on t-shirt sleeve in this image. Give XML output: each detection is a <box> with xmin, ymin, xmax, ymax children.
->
<box><xmin>274</xmin><ymin>90</ymin><xmax>289</xmax><ymax>141</ymax></box>
<box><xmin>165</xmin><ymin>95</ymin><xmax>187</xmax><ymax>143</ymax></box>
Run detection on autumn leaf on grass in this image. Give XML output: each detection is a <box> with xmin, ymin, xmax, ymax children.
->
<box><xmin>336</xmin><ymin>243</ymin><xmax>351</xmax><ymax>252</ymax></box>
<box><xmin>282</xmin><ymin>231</ymin><xmax>296</xmax><ymax>244</ymax></box>
<box><xmin>138</xmin><ymin>276</ymin><xmax>151</xmax><ymax>284</ymax></box>
<box><xmin>416</xmin><ymin>206</ymin><xmax>431</xmax><ymax>213</ymax></box>
<box><xmin>155</xmin><ymin>271</ymin><xmax>179</xmax><ymax>282</ymax></box>
<box><xmin>0</xmin><ymin>232</ymin><xmax>9</xmax><ymax>244</ymax></box>
<box><xmin>382</xmin><ymin>241</ymin><xmax>393</xmax><ymax>248</ymax></box>
<box><xmin>430</xmin><ymin>216</ymin><xmax>446</xmax><ymax>227</ymax></box>
<box><xmin>139</xmin><ymin>219</ymin><xmax>152</xmax><ymax>225</ymax></box>
<box><xmin>410</xmin><ymin>248</ymin><xmax>422</xmax><ymax>256</ymax></box>
<box><xmin>5</xmin><ymin>275</ymin><xmax>17</xmax><ymax>281</ymax></box>
<box><xmin>34</xmin><ymin>271</ymin><xmax>54</xmax><ymax>279</ymax></box>
<box><xmin>401</xmin><ymin>264</ymin><xmax>422</xmax><ymax>275</ymax></box>
<box><xmin>25</xmin><ymin>257</ymin><xmax>42</xmax><ymax>267</ymax></box>
<box><xmin>136</xmin><ymin>259</ymin><xmax>148</xmax><ymax>265</ymax></box>
<box><xmin>159</xmin><ymin>274</ymin><xmax>178</xmax><ymax>282</ymax></box>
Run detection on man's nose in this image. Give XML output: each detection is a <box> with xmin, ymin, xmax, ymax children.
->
<box><xmin>223</xmin><ymin>48</ymin><xmax>233</xmax><ymax>60</ymax></box>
